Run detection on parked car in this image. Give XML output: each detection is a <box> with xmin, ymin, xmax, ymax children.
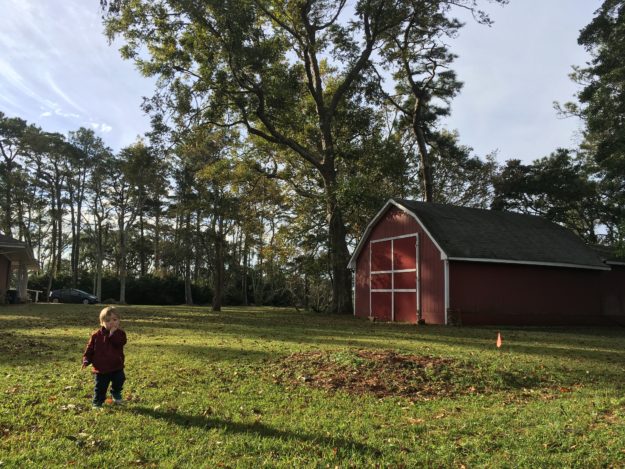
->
<box><xmin>49</xmin><ymin>288</ymin><xmax>99</xmax><ymax>304</ymax></box>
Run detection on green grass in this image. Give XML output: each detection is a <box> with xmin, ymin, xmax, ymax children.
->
<box><xmin>1</xmin><ymin>304</ymin><xmax>625</xmax><ymax>467</ymax></box>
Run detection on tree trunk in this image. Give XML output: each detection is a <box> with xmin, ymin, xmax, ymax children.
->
<box><xmin>212</xmin><ymin>216</ymin><xmax>224</xmax><ymax>312</ymax></box>
<box><xmin>184</xmin><ymin>260</ymin><xmax>193</xmax><ymax>305</ymax></box>
<box><xmin>54</xmin><ymin>182</ymin><xmax>63</xmax><ymax>276</ymax></box>
<box><xmin>184</xmin><ymin>212</ymin><xmax>193</xmax><ymax>305</ymax></box>
<box><xmin>46</xmin><ymin>218</ymin><xmax>57</xmax><ymax>300</ymax></box>
<box><xmin>413</xmin><ymin>98</ymin><xmax>433</xmax><ymax>202</ymax></box>
<box><xmin>70</xmin><ymin>200</ymin><xmax>78</xmax><ymax>288</ymax></box>
<box><xmin>154</xmin><ymin>210</ymin><xmax>161</xmax><ymax>277</ymax></box>
<box><xmin>95</xmin><ymin>218</ymin><xmax>103</xmax><ymax>300</ymax></box>
<box><xmin>327</xmin><ymin>202</ymin><xmax>353</xmax><ymax>314</ymax></box>
<box><xmin>321</xmin><ymin>167</ymin><xmax>353</xmax><ymax>314</ymax></box>
<box><xmin>242</xmin><ymin>239</ymin><xmax>248</xmax><ymax>306</ymax></box>
<box><xmin>139</xmin><ymin>212</ymin><xmax>146</xmax><ymax>276</ymax></box>
<box><xmin>119</xmin><ymin>227</ymin><xmax>127</xmax><ymax>304</ymax></box>
<box><xmin>194</xmin><ymin>210</ymin><xmax>201</xmax><ymax>282</ymax></box>
<box><xmin>3</xmin><ymin>161</ymin><xmax>13</xmax><ymax>236</ymax></box>
<box><xmin>75</xmin><ymin>198</ymin><xmax>83</xmax><ymax>287</ymax></box>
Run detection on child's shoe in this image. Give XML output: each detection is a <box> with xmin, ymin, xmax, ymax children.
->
<box><xmin>113</xmin><ymin>398</ymin><xmax>123</xmax><ymax>405</ymax></box>
<box><xmin>92</xmin><ymin>403</ymin><xmax>104</xmax><ymax>410</ymax></box>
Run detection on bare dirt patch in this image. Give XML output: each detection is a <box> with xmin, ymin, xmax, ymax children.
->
<box><xmin>271</xmin><ymin>349</ymin><xmax>486</xmax><ymax>400</ymax></box>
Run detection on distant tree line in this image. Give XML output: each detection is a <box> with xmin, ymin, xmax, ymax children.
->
<box><xmin>0</xmin><ymin>0</ymin><xmax>622</xmax><ymax>309</ymax></box>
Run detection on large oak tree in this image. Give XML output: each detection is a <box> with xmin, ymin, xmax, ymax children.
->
<box><xmin>100</xmin><ymin>0</ymin><xmax>501</xmax><ymax>312</ymax></box>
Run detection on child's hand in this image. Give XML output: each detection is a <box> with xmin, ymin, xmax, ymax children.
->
<box><xmin>103</xmin><ymin>315</ymin><xmax>120</xmax><ymax>334</ymax></box>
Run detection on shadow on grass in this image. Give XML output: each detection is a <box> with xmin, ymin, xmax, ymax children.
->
<box><xmin>138</xmin><ymin>342</ymin><xmax>276</xmax><ymax>363</ymax></box>
<box><xmin>128</xmin><ymin>405</ymin><xmax>377</xmax><ymax>455</ymax></box>
<box><xmin>0</xmin><ymin>332</ymin><xmax>85</xmax><ymax>366</ymax></box>
<box><xmin>4</xmin><ymin>305</ymin><xmax>625</xmax><ymax>383</ymax></box>
<box><xmin>138</xmin><ymin>318</ymin><xmax>625</xmax><ymax>370</ymax></box>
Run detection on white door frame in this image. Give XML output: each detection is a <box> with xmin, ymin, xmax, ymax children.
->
<box><xmin>369</xmin><ymin>233</ymin><xmax>419</xmax><ymax>321</ymax></box>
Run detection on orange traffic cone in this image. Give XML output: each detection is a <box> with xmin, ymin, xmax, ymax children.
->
<box><xmin>496</xmin><ymin>332</ymin><xmax>502</xmax><ymax>348</ymax></box>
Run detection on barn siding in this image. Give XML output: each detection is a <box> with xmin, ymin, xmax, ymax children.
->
<box><xmin>354</xmin><ymin>207</ymin><xmax>446</xmax><ymax>323</ymax></box>
<box><xmin>419</xmin><ymin>232</ymin><xmax>445</xmax><ymax>324</ymax></box>
<box><xmin>600</xmin><ymin>265</ymin><xmax>625</xmax><ymax>319</ymax></box>
<box><xmin>354</xmin><ymin>240</ymin><xmax>371</xmax><ymax>318</ymax></box>
<box><xmin>448</xmin><ymin>261</ymin><xmax>605</xmax><ymax>325</ymax></box>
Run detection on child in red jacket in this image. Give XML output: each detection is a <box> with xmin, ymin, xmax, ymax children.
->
<box><xmin>82</xmin><ymin>306</ymin><xmax>127</xmax><ymax>408</ymax></box>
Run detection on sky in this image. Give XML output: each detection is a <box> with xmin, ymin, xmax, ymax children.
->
<box><xmin>0</xmin><ymin>0</ymin><xmax>603</xmax><ymax>163</ymax></box>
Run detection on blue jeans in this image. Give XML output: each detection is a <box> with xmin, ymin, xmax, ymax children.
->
<box><xmin>93</xmin><ymin>369</ymin><xmax>125</xmax><ymax>405</ymax></box>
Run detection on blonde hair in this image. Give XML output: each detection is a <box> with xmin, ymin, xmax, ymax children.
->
<box><xmin>99</xmin><ymin>306</ymin><xmax>119</xmax><ymax>325</ymax></box>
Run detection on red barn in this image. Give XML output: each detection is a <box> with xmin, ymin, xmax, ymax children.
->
<box><xmin>348</xmin><ymin>199</ymin><xmax>623</xmax><ymax>326</ymax></box>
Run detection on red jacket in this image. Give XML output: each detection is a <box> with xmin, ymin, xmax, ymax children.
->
<box><xmin>83</xmin><ymin>327</ymin><xmax>127</xmax><ymax>374</ymax></box>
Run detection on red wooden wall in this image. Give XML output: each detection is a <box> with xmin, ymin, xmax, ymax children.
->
<box><xmin>448</xmin><ymin>261</ymin><xmax>606</xmax><ymax>325</ymax></box>
<box><xmin>354</xmin><ymin>206</ymin><xmax>446</xmax><ymax>324</ymax></box>
<box><xmin>600</xmin><ymin>266</ymin><xmax>625</xmax><ymax>320</ymax></box>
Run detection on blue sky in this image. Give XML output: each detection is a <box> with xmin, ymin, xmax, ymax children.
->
<box><xmin>0</xmin><ymin>0</ymin><xmax>602</xmax><ymax>163</ymax></box>
<box><xmin>0</xmin><ymin>1</ymin><xmax>154</xmax><ymax>150</ymax></box>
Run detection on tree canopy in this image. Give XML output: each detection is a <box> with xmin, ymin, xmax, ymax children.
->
<box><xmin>99</xmin><ymin>0</ymin><xmax>506</xmax><ymax>312</ymax></box>
<box><xmin>5</xmin><ymin>0</ymin><xmax>623</xmax><ymax>309</ymax></box>
<box><xmin>561</xmin><ymin>0</ymin><xmax>625</xmax><ymax>246</ymax></box>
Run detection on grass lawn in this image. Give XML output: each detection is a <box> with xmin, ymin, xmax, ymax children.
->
<box><xmin>1</xmin><ymin>304</ymin><xmax>625</xmax><ymax>467</ymax></box>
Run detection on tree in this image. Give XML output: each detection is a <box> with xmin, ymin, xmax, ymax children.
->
<box><xmin>169</xmin><ymin>153</ymin><xmax>199</xmax><ymax>306</ymax></box>
<box><xmin>375</xmin><ymin>1</ymin><xmax>507</xmax><ymax>202</ymax></box>
<box><xmin>428</xmin><ymin>130</ymin><xmax>498</xmax><ymax>208</ymax></box>
<box><xmin>560</xmin><ymin>0</ymin><xmax>625</xmax><ymax>245</ymax></box>
<box><xmin>100</xmin><ymin>0</ymin><xmax>404</xmax><ymax>312</ymax></box>
<box><xmin>26</xmin><ymin>131</ymin><xmax>72</xmax><ymax>296</ymax></box>
<box><xmin>492</xmin><ymin>149</ymin><xmax>601</xmax><ymax>243</ymax></box>
<box><xmin>378</xmin><ymin>3</ymin><xmax>462</xmax><ymax>202</ymax></box>
<box><xmin>100</xmin><ymin>1</ymin><xmax>508</xmax><ymax>311</ymax></box>
<box><xmin>0</xmin><ymin>112</ymin><xmax>33</xmax><ymax>236</ymax></box>
<box><xmin>110</xmin><ymin>142</ymin><xmax>152</xmax><ymax>303</ymax></box>
<box><xmin>66</xmin><ymin>128</ymin><xmax>109</xmax><ymax>288</ymax></box>
<box><xmin>86</xmin><ymin>145</ymin><xmax>115</xmax><ymax>300</ymax></box>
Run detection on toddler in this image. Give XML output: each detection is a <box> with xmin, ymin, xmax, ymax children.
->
<box><xmin>82</xmin><ymin>306</ymin><xmax>127</xmax><ymax>408</ymax></box>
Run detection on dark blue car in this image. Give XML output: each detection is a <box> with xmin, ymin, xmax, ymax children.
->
<box><xmin>49</xmin><ymin>288</ymin><xmax>99</xmax><ymax>304</ymax></box>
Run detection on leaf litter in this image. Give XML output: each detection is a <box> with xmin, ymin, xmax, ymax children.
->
<box><xmin>271</xmin><ymin>349</ymin><xmax>557</xmax><ymax>401</ymax></box>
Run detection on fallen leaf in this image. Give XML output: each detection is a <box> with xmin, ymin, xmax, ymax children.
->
<box><xmin>407</xmin><ymin>418</ymin><xmax>425</xmax><ymax>425</ymax></box>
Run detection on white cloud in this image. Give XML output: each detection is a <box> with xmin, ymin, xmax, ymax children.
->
<box><xmin>443</xmin><ymin>0</ymin><xmax>602</xmax><ymax>163</ymax></box>
<box><xmin>54</xmin><ymin>109</ymin><xmax>80</xmax><ymax>119</ymax></box>
<box><xmin>0</xmin><ymin>58</ymin><xmax>39</xmax><ymax>100</ymax></box>
<box><xmin>90</xmin><ymin>122</ymin><xmax>113</xmax><ymax>134</ymax></box>
<box><xmin>0</xmin><ymin>0</ymin><xmax>154</xmax><ymax>151</ymax></box>
<box><xmin>44</xmin><ymin>72</ymin><xmax>87</xmax><ymax>115</ymax></box>
<box><xmin>0</xmin><ymin>0</ymin><xmax>600</xmax><ymax>160</ymax></box>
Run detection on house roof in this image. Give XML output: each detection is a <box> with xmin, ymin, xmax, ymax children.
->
<box><xmin>0</xmin><ymin>233</ymin><xmax>38</xmax><ymax>269</ymax></box>
<box><xmin>348</xmin><ymin>199</ymin><xmax>608</xmax><ymax>271</ymax></box>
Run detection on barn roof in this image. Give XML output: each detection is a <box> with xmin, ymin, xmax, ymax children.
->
<box><xmin>591</xmin><ymin>245</ymin><xmax>625</xmax><ymax>266</ymax></box>
<box><xmin>348</xmin><ymin>199</ymin><xmax>609</xmax><ymax>271</ymax></box>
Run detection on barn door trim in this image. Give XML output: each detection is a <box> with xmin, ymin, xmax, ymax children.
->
<box><xmin>369</xmin><ymin>233</ymin><xmax>419</xmax><ymax>322</ymax></box>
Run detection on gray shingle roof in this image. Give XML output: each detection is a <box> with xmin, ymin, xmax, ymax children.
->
<box><xmin>0</xmin><ymin>232</ymin><xmax>38</xmax><ymax>268</ymax></box>
<box><xmin>590</xmin><ymin>244</ymin><xmax>625</xmax><ymax>265</ymax></box>
<box><xmin>393</xmin><ymin>199</ymin><xmax>607</xmax><ymax>269</ymax></box>
<box><xmin>0</xmin><ymin>233</ymin><xmax>24</xmax><ymax>246</ymax></box>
